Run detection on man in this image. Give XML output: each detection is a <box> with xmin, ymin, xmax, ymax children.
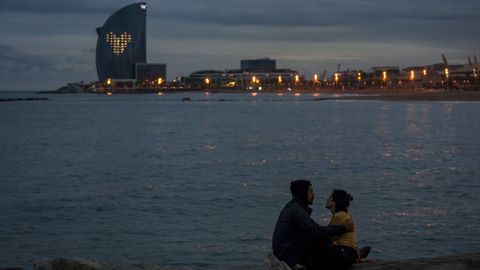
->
<box><xmin>272</xmin><ymin>180</ymin><xmax>353</xmax><ymax>270</ymax></box>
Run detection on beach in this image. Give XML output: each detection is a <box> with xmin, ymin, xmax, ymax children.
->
<box><xmin>311</xmin><ymin>90</ymin><xmax>480</xmax><ymax>101</ymax></box>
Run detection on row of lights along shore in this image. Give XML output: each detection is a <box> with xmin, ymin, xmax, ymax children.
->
<box><xmin>103</xmin><ymin>65</ymin><xmax>478</xmax><ymax>94</ymax></box>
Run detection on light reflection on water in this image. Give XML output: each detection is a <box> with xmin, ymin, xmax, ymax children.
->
<box><xmin>0</xmin><ymin>93</ymin><xmax>479</xmax><ymax>269</ymax></box>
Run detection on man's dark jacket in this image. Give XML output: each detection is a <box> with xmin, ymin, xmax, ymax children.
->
<box><xmin>272</xmin><ymin>198</ymin><xmax>346</xmax><ymax>269</ymax></box>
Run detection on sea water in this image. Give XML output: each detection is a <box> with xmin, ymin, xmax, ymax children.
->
<box><xmin>1</xmin><ymin>92</ymin><xmax>479</xmax><ymax>269</ymax></box>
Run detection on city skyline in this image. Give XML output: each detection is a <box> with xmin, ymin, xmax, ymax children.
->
<box><xmin>1</xmin><ymin>0</ymin><xmax>479</xmax><ymax>90</ymax></box>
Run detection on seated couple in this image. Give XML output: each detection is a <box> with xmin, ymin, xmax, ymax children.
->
<box><xmin>272</xmin><ymin>180</ymin><xmax>370</xmax><ymax>270</ymax></box>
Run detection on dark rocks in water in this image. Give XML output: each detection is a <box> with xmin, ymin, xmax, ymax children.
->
<box><xmin>182</xmin><ymin>97</ymin><xmax>191</xmax><ymax>101</ymax></box>
<box><xmin>34</xmin><ymin>258</ymin><xmax>104</xmax><ymax>270</ymax></box>
<box><xmin>37</xmin><ymin>83</ymin><xmax>91</xmax><ymax>94</ymax></box>
<box><xmin>0</xmin><ymin>97</ymin><xmax>48</xmax><ymax>102</ymax></box>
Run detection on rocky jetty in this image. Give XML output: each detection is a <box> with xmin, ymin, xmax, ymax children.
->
<box><xmin>0</xmin><ymin>97</ymin><xmax>48</xmax><ymax>102</ymax></box>
<box><xmin>10</xmin><ymin>252</ymin><xmax>477</xmax><ymax>270</ymax></box>
<box><xmin>37</xmin><ymin>83</ymin><xmax>91</xmax><ymax>94</ymax></box>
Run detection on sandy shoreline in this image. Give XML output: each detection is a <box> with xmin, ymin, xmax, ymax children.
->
<box><xmin>28</xmin><ymin>88</ymin><xmax>480</xmax><ymax>101</ymax></box>
<box><xmin>312</xmin><ymin>90</ymin><xmax>480</xmax><ymax>101</ymax></box>
<box><xmin>192</xmin><ymin>88</ymin><xmax>480</xmax><ymax>101</ymax></box>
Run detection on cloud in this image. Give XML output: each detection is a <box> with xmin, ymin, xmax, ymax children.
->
<box><xmin>0</xmin><ymin>44</ymin><xmax>97</xmax><ymax>90</ymax></box>
<box><xmin>1</xmin><ymin>0</ymin><xmax>479</xmax><ymax>89</ymax></box>
<box><xmin>0</xmin><ymin>0</ymin><xmax>121</xmax><ymax>14</ymax></box>
<box><xmin>0</xmin><ymin>44</ymin><xmax>56</xmax><ymax>74</ymax></box>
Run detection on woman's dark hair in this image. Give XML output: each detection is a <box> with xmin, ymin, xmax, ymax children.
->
<box><xmin>331</xmin><ymin>189</ymin><xmax>353</xmax><ymax>213</ymax></box>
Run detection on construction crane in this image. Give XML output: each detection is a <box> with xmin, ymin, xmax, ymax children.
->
<box><xmin>441</xmin><ymin>54</ymin><xmax>453</xmax><ymax>89</ymax></box>
<box><xmin>321</xmin><ymin>70</ymin><xmax>327</xmax><ymax>81</ymax></box>
<box><xmin>473</xmin><ymin>55</ymin><xmax>479</xmax><ymax>80</ymax></box>
<box><xmin>441</xmin><ymin>54</ymin><xmax>449</xmax><ymax>67</ymax></box>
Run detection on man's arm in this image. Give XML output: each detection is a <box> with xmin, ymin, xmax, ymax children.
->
<box><xmin>292</xmin><ymin>208</ymin><xmax>347</xmax><ymax>238</ymax></box>
<box><xmin>330</xmin><ymin>212</ymin><xmax>355</xmax><ymax>232</ymax></box>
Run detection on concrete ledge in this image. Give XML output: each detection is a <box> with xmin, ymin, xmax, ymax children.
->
<box><xmin>28</xmin><ymin>252</ymin><xmax>480</xmax><ymax>270</ymax></box>
<box><xmin>353</xmin><ymin>253</ymin><xmax>480</xmax><ymax>270</ymax></box>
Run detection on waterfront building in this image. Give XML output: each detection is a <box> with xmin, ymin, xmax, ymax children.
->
<box><xmin>181</xmin><ymin>58</ymin><xmax>301</xmax><ymax>90</ymax></box>
<box><xmin>182</xmin><ymin>70</ymin><xmax>227</xmax><ymax>89</ymax></box>
<box><xmin>136</xmin><ymin>63</ymin><xmax>167</xmax><ymax>84</ymax></box>
<box><xmin>241</xmin><ymin>58</ymin><xmax>276</xmax><ymax>72</ymax></box>
<box><xmin>96</xmin><ymin>2</ymin><xmax>147</xmax><ymax>82</ymax></box>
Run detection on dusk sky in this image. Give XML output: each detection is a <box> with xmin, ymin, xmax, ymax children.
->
<box><xmin>1</xmin><ymin>0</ymin><xmax>479</xmax><ymax>90</ymax></box>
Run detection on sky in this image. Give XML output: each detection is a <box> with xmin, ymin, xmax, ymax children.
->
<box><xmin>1</xmin><ymin>0</ymin><xmax>479</xmax><ymax>90</ymax></box>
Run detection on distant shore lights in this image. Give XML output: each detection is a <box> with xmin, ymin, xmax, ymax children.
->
<box><xmin>334</xmin><ymin>73</ymin><xmax>340</xmax><ymax>83</ymax></box>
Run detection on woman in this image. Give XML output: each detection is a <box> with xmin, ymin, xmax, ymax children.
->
<box><xmin>324</xmin><ymin>189</ymin><xmax>363</xmax><ymax>270</ymax></box>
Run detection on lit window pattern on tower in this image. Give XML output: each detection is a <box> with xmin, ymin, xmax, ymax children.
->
<box><xmin>106</xmin><ymin>32</ymin><xmax>132</xmax><ymax>55</ymax></box>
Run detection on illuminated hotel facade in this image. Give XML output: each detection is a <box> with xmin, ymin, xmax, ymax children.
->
<box><xmin>95</xmin><ymin>3</ymin><xmax>147</xmax><ymax>82</ymax></box>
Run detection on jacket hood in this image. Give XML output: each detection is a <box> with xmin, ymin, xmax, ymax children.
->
<box><xmin>290</xmin><ymin>180</ymin><xmax>311</xmax><ymax>206</ymax></box>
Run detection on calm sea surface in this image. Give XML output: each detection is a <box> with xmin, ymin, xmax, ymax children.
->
<box><xmin>1</xmin><ymin>91</ymin><xmax>479</xmax><ymax>269</ymax></box>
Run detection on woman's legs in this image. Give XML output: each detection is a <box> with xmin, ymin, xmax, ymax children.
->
<box><xmin>326</xmin><ymin>245</ymin><xmax>356</xmax><ymax>270</ymax></box>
